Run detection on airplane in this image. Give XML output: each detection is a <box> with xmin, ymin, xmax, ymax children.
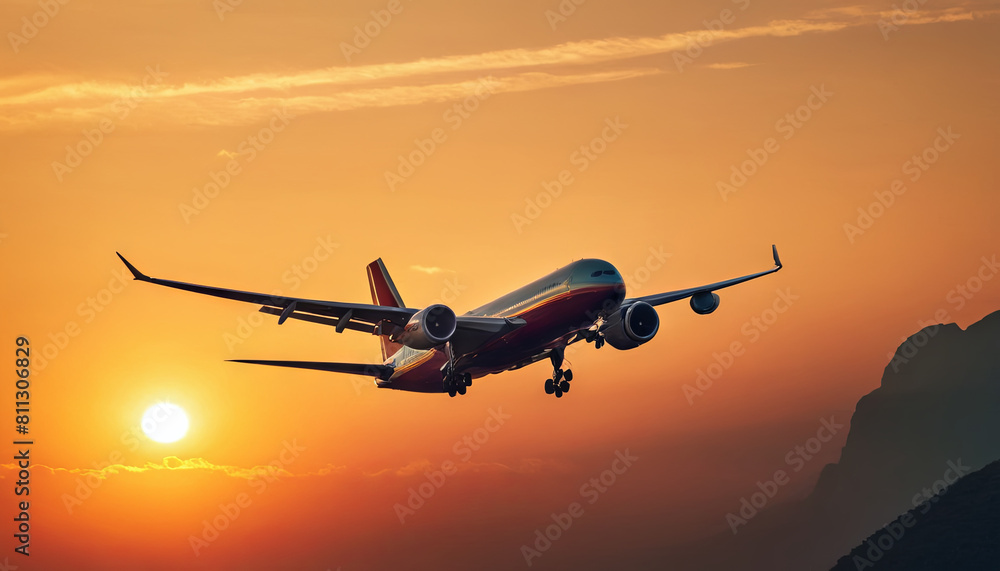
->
<box><xmin>116</xmin><ymin>246</ymin><xmax>782</xmax><ymax>398</ymax></box>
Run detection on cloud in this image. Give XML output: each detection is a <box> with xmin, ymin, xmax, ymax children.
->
<box><xmin>365</xmin><ymin>457</ymin><xmax>562</xmax><ymax>478</ymax></box>
<box><xmin>410</xmin><ymin>265</ymin><xmax>451</xmax><ymax>275</ymax></box>
<box><xmin>705</xmin><ymin>62</ymin><xmax>756</xmax><ymax>70</ymax></box>
<box><xmin>2</xmin><ymin>457</ymin><xmax>342</xmax><ymax>481</ymax></box>
<box><xmin>0</xmin><ymin>6</ymin><xmax>992</xmax><ymax>130</ymax></box>
<box><xmin>1</xmin><ymin>456</ymin><xmax>558</xmax><ymax>482</ymax></box>
<box><xmin>0</xmin><ymin>69</ymin><xmax>660</xmax><ymax>129</ymax></box>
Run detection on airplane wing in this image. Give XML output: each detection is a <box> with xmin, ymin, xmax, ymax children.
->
<box><xmin>630</xmin><ymin>245</ymin><xmax>782</xmax><ymax>307</ymax></box>
<box><xmin>117</xmin><ymin>252</ymin><xmax>416</xmax><ymax>329</ymax></box>
<box><xmin>116</xmin><ymin>253</ymin><xmax>524</xmax><ymax>348</ymax></box>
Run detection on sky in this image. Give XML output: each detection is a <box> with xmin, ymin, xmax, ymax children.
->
<box><xmin>1</xmin><ymin>0</ymin><xmax>999</xmax><ymax>569</ymax></box>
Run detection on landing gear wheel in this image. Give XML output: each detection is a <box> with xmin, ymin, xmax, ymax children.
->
<box><xmin>448</xmin><ymin>387</ymin><xmax>457</xmax><ymax>397</ymax></box>
<box><xmin>464</xmin><ymin>373</ymin><xmax>472</xmax><ymax>387</ymax></box>
<box><xmin>457</xmin><ymin>383</ymin><xmax>466</xmax><ymax>395</ymax></box>
<box><xmin>555</xmin><ymin>388</ymin><xmax>563</xmax><ymax>398</ymax></box>
<box><xmin>563</xmin><ymin>369</ymin><xmax>573</xmax><ymax>382</ymax></box>
<box><xmin>559</xmin><ymin>380</ymin><xmax>570</xmax><ymax>392</ymax></box>
<box><xmin>544</xmin><ymin>379</ymin><xmax>555</xmax><ymax>394</ymax></box>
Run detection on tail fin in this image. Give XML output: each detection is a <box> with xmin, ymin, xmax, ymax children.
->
<box><xmin>367</xmin><ymin>258</ymin><xmax>406</xmax><ymax>360</ymax></box>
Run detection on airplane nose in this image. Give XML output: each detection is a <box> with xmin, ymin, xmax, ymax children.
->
<box><xmin>571</xmin><ymin>262</ymin><xmax>625</xmax><ymax>287</ymax></box>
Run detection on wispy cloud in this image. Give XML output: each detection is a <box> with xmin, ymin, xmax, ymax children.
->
<box><xmin>2</xmin><ymin>456</ymin><xmax>342</xmax><ymax>480</ymax></box>
<box><xmin>0</xmin><ymin>6</ymin><xmax>991</xmax><ymax>130</ymax></box>
<box><xmin>0</xmin><ymin>69</ymin><xmax>658</xmax><ymax>129</ymax></box>
<box><xmin>364</xmin><ymin>457</ymin><xmax>561</xmax><ymax>477</ymax></box>
<box><xmin>410</xmin><ymin>265</ymin><xmax>451</xmax><ymax>275</ymax></box>
<box><xmin>2</xmin><ymin>456</ymin><xmax>558</xmax><ymax>480</ymax></box>
<box><xmin>705</xmin><ymin>62</ymin><xmax>756</xmax><ymax>70</ymax></box>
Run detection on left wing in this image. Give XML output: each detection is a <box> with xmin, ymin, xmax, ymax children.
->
<box><xmin>632</xmin><ymin>244</ymin><xmax>782</xmax><ymax>307</ymax></box>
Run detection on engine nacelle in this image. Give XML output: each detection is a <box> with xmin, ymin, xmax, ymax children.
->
<box><xmin>690</xmin><ymin>291</ymin><xmax>720</xmax><ymax>315</ymax></box>
<box><xmin>392</xmin><ymin>304</ymin><xmax>457</xmax><ymax>349</ymax></box>
<box><xmin>602</xmin><ymin>301</ymin><xmax>659</xmax><ymax>350</ymax></box>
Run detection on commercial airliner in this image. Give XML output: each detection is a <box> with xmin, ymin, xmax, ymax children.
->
<box><xmin>116</xmin><ymin>246</ymin><xmax>782</xmax><ymax>398</ymax></box>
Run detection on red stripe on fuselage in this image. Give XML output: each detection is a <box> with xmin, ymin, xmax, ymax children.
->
<box><xmin>384</xmin><ymin>283</ymin><xmax>620</xmax><ymax>393</ymax></box>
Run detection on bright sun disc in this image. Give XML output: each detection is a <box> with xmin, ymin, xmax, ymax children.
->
<box><xmin>141</xmin><ymin>402</ymin><xmax>189</xmax><ymax>443</ymax></box>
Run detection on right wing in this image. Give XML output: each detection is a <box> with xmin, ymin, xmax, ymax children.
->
<box><xmin>117</xmin><ymin>252</ymin><xmax>417</xmax><ymax>332</ymax></box>
<box><xmin>117</xmin><ymin>253</ymin><xmax>525</xmax><ymax>355</ymax></box>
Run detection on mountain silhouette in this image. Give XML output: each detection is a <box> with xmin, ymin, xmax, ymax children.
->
<box><xmin>830</xmin><ymin>458</ymin><xmax>1000</xmax><ymax>570</ymax></box>
<box><xmin>674</xmin><ymin>309</ymin><xmax>1000</xmax><ymax>570</ymax></box>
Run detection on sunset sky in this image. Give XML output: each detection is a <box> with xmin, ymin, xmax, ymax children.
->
<box><xmin>1</xmin><ymin>0</ymin><xmax>999</xmax><ymax>569</ymax></box>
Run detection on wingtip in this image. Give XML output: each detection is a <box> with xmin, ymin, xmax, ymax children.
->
<box><xmin>771</xmin><ymin>244</ymin><xmax>782</xmax><ymax>269</ymax></box>
<box><xmin>116</xmin><ymin>252</ymin><xmax>150</xmax><ymax>281</ymax></box>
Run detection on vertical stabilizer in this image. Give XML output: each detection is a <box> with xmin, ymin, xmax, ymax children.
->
<box><xmin>367</xmin><ymin>258</ymin><xmax>406</xmax><ymax>360</ymax></box>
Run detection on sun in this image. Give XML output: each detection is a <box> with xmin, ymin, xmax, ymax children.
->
<box><xmin>141</xmin><ymin>402</ymin><xmax>189</xmax><ymax>443</ymax></box>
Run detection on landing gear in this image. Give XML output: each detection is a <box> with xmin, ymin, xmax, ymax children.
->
<box><xmin>544</xmin><ymin>347</ymin><xmax>573</xmax><ymax>398</ymax></box>
<box><xmin>586</xmin><ymin>331</ymin><xmax>605</xmax><ymax>349</ymax></box>
<box><xmin>444</xmin><ymin>370</ymin><xmax>472</xmax><ymax>397</ymax></box>
<box><xmin>441</xmin><ymin>342</ymin><xmax>473</xmax><ymax>397</ymax></box>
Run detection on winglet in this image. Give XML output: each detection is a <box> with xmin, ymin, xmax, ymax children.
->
<box><xmin>116</xmin><ymin>252</ymin><xmax>151</xmax><ymax>282</ymax></box>
<box><xmin>772</xmin><ymin>245</ymin><xmax>782</xmax><ymax>269</ymax></box>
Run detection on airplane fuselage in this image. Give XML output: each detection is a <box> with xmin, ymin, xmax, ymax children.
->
<box><xmin>381</xmin><ymin>259</ymin><xmax>625</xmax><ymax>392</ymax></box>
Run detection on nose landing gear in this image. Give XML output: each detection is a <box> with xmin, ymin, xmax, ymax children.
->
<box><xmin>585</xmin><ymin>330</ymin><xmax>605</xmax><ymax>349</ymax></box>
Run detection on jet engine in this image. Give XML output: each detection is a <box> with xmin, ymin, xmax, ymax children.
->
<box><xmin>392</xmin><ymin>304</ymin><xmax>457</xmax><ymax>349</ymax></box>
<box><xmin>602</xmin><ymin>301</ymin><xmax>659</xmax><ymax>350</ymax></box>
<box><xmin>689</xmin><ymin>291</ymin><xmax>720</xmax><ymax>315</ymax></box>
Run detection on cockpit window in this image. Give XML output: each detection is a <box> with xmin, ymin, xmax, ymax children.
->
<box><xmin>603</xmin><ymin>270</ymin><xmax>615</xmax><ymax>275</ymax></box>
<box><xmin>591</xmin><ymin>271</ymin><xmax>602</xmax><ymax>277</ymax></box>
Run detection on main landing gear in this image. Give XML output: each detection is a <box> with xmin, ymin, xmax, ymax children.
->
<box><xmin>441</xmin><ymin>342</ymin><xmax>472</xmax><ymax>397</ymax></box>
<box><xmin>444</xmin><ymin>370</ymin><xmax>472</xmax><ymax>397</ymax></box>
<box><xmin>543</xmin><ymin>347</ymin><xmax>573</xmax><ymax>398</ymax></box>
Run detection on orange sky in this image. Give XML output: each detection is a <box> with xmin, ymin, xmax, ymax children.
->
<box><xmin>1</xmin><ymin>1</ymin><xmax>999</xmax><ymax>569</ymax></box>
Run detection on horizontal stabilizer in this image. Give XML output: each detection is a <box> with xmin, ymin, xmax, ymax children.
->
<box><xmin>228</xmin><ymin>359</ymin><xmax>393</xmax><ymax>380</ymax></box>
